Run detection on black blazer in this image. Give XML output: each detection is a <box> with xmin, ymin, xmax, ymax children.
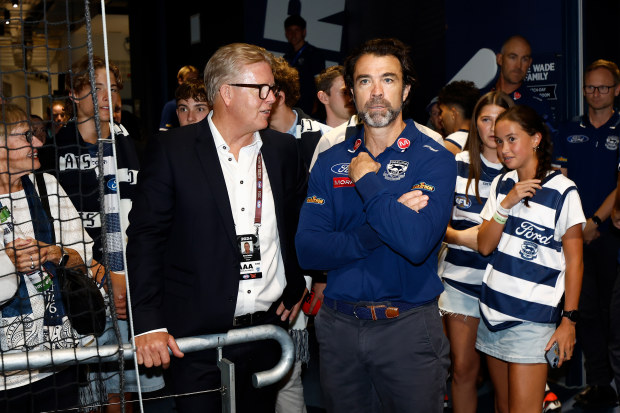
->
<box><xmin>126</xmin><ymin>118</ymin><xmax>308</xmax><ymax>337</ymax></box>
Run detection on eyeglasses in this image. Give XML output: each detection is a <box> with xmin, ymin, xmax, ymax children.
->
<box><xmin>9</xmin><ymin>130</ymin><xmax>34</xmax><ymax>144</ymax></box>
<box><xmin>229</xmin><ymin>83</ymin><xmax>280</xmax><ymax>100</ymax></box>
<box><xmin>583</xmin><ymin>84</ymin><xmax>616</xmax><ymax>94</ymax></box>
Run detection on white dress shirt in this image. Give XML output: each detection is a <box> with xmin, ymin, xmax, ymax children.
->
<box><xmin>209</xmin><ymin>113</ymin><xmax>287</xmax><ymax>316</ymax></box>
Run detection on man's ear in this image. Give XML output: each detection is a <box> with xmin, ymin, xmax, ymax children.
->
<box><xmin>402</xmin><ymin>84</ymin><xmax>411</xmax><ymax>102</ymax></box>
<box><xmin>220</xmin><ymin>84</ymin><xmax>232</xmax><ymax>106</ymax></box>
<box><xmin>317</xmin><ymin>90</ymin><xmax>329</xmax><ymax>105</ymax></box>
<box><xmin>496</xmin><ymin>53</ymin><xmax>503</xmax><ymax>67</ymax></box>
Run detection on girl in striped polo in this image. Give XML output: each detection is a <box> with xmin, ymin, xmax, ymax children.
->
<box><xmin>477</xmin><ymin>105</ymin><xmax>585</xmax><ymax>412</ymax></box>
<box><xmin>439</xmin><ymin>91</ymin><xmax>513</xmax><ymax>413</ymax></box>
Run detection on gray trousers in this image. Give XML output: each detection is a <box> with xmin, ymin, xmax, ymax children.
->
<box><xmin>315</xmin><ymin>300</ymin><xmax>450</xmax><ymax>413</ymax></box>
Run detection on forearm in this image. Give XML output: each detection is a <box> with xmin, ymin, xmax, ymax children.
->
<box><xmin>593</xmin><ymin>188</ymin><xmax>616</xmax><ymax>221</ymax></box>
<box><xmin>477</xmin><ymin>219</ymin><xmax>504</xmax><ymax>256</ymax></box>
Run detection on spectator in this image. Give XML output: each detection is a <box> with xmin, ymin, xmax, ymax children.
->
<box><xmin>284</xmin><ymin>14</ymin><xmax>325</xmax><ymax>116</ymax></box>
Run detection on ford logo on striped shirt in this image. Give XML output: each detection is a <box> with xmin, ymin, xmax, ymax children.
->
<box><xmin>567</xmin><ymin>135</ymin><xmax>589</xmax><ymax>143</ymax></box>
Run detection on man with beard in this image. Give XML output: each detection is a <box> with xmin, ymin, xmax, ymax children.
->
<box><xmin>295</xmin><ymin>38</ymin><xmax>454</xmax><ymax>412</ymax></box>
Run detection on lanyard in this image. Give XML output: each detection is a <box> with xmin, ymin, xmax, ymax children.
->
<box><xmin>291</xmin><ymin>43</ymin><xmax>308</xmax><ymax>65</ymax></box>
<box><xmin>254</xmin><ymin>152</ymin><xmax>263</xmax><ymax>235</ymax></box>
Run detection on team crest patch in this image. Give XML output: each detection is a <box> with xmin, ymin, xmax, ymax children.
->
<box><xmin>605</xmin><ymin>135</ymin><xmax>619</xmax><ymax>151</ymax></box>
<box><xmin>330</xmin><ymin>163</ymin><xmax>350</xmax><ymax>175</ymax></box>
<box><xmin>383</xmin><ymin>160</ymin><xmax>409</xmax><ymax>181</ymax></box>
<box><xmin>306</xmin><ymin>195</ymin><xmax>325</xmax><ymax>205</ymax></box>
<box><xmin>333</xmin><ymin>177</ymin><xmax>355</xmax><ymax>188</ymax></box>
<box><xmin>397</xmin><ymin>138</ymin><xmax>410</xmax><ymax>150</ymax></box>
<box><xmin>519</xmin><ymin>240</ymin><xmax>538</xmax><ymax>260</ymax></box>
<box><xmin>514</xmin><ymin>91</ymin><xmax>521</xmax><ymax>100</ymax></box>
<box><xmin>455</xmin><ymin>195</ymin><xmax>471</xmax><ymax>209</ymax></box>
<box><xmin>567</xmin><ymin>135</ymin><xmax>589</xmax><ymax>143</ymax></box>
<box><xmin>411</xmin><ymin>182</ymin><xmax>435</xmax><ymax>192</ymax></box>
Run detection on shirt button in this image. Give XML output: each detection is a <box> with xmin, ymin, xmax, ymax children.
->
<box><xmin>223</xmin><ymin>146</ymin><xmax>227</xmax><ymax>150</ymax></box>
<box><xmin>247</xmin><ymin>290</ymin><xmax>251</xmax><ymax>294</ymax></box>
<box><xmin>228</xmin><ymin>158</ymin><xmax>232</xmax><ymax>161</ymax></box>
<box><xmin>241</xmin><ymin>207</ymin><xmax>245</xmax><ymax>211</ymax></box>
<box><xmin>240</xmin><ymin>180</ymin><xmax>244</xmax><ymax>184</ymax></box>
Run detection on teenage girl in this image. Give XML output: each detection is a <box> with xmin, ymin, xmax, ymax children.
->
<box><xmin>476</xmin><ymin>105</ymin><xmax>584</xmax><ymax>413</ymax></box>
<box><xmin>439</xmin><ymin>91</ymin><xmax>513</xmax><ymax>413</ymax></box>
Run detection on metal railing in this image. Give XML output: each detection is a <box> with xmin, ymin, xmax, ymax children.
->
<box><xmin>0</xmin><ymin>324</ymin><xmax>294</xmax><ymax>412</ymax></box>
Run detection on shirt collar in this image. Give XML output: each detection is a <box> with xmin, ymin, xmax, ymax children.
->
<box><xmin>346</xmin><ymin>119</ymin><xmax>417</xmax><ymax>154</ymax></box>
<box><xmin>286</xmin><ymin>110</ymin><xmax>299</xmax><ymax>136</ymax></box>
<box><xmin>208</xmin><ymin>111</ymin><xmax>263</xmax><ymax>152</ymax></box>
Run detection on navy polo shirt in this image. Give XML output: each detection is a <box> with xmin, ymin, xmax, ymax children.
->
<box><xmin>295</xmin><ymin>120</ymin><xmax>456</xmax><ymax>305</ymax></box>
<box><xmin>553</xmin><ymin>112</ymin><xmax>620</xmax><ymax>221</ymax></box>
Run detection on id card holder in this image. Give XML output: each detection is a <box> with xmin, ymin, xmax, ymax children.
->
<box><xmin>238</xmin><ymin>234</ymin><xmax>262</xmax><ymax>280</ymax></box>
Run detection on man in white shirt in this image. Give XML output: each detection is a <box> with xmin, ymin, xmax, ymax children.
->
<box><xmin>127</xmin><ymin>43</ymin><xmax>308</xmax><ymax>413</ymax></box>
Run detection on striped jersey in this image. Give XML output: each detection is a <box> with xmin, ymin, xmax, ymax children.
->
<box><xmin>440</xmin><ymin>151</ymin><xmax>504</xmax><ymax>298</ymax></box>
<box><xmin>45</xmin><ymin>123</ymin><xmax>139</xmax><ymax>272</ymax></box>
<box><xmin>479</xmin><ymin>170</ymin><xmax>585</xmax><ymax>331</ymax></box>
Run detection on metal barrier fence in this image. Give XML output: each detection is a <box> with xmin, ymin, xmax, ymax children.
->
<box><xmin>0</xmin><ymin>324</ymin><xmax>294</xmax><ymax>413</ymax></box>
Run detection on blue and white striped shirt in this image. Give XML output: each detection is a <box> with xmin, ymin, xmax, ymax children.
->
<box><xmin>479</xmin><ymin>170</ymin><xmax>585</xmax><ymax>331</ymax></box>
<box><xmin>440</xmin><ymin>152</ymin><xmax>504</xmax><ymax>298</ymax></box>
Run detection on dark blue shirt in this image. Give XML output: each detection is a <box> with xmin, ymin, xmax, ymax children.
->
<box><xmin>295</xmin><ymin>120</ymin><xmax>456</xmax><ymax>305</ymax></box>
<box><xmin>553</xmin><ymin>112</ymin><xmax>620</xmax><ymax>223</ymax></box>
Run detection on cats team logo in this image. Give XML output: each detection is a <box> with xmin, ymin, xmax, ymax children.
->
<box><xmin>520</xmin><ymin>240</ymin><xmax>538</xmax><ymax>260</ymax></box>
<box><xmin>383</xmin><ymin>160</ymin><xmax>409</xmax><ymax>181</ymax></box>
<box><xmin>605</xmin><ymin>135</ymin><xmax>619</xmax><ymax>151</ymax></box>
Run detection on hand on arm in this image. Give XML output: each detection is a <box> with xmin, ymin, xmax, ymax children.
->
<box><xmin>135</xmin><ymin>331</ymin><xmax>184</xmax><ymax>369</ymax></box>
<box><xmin>397</xmin><ymin>190</ymin><xmax>429</xmax><ymax>213</ymax></box>
<box><xmin>544</xmin><ymin>224</ymin><xmax>583</xmax><ymax>367</ymax></box>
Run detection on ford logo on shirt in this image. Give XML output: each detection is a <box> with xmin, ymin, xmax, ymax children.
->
<box><xmin>567</xmin><ymin>135</ymin><xmax>589</xmax><ymax>143</ymax></box>
<box><xmin>330</xmin><ymin>163</ymin><xmax>350</xmax><ymax>175</ymax></box>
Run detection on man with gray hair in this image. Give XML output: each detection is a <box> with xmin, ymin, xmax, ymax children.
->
<box><xmin>127</xmin><ymin>43</ymin><xmax>308</xmax><ymax>413</ymax></box>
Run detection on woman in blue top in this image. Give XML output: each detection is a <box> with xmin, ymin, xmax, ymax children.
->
<box><xmin>439</xmin><ymin>91</ymin><xmax>513</xmax><ymax>413</ymax></box>
<box><xmin>477</xmin><ymin>105</ymin><xmax>584</xmax><ymax>412</ymax></box>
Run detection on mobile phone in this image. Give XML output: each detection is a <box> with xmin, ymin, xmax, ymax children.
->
<box><xmin>545</xmin><ymin>341</ymin><xmax>560</xmax><ymax>368</ymax></box>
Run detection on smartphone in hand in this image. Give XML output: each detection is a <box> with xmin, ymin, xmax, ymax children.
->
<box><xmin>545</xmin><ymin>341</ymin><xmax>560</xmax><ymax>368</ymax></box>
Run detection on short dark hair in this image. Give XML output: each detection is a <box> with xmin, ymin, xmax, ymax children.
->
<box><xmin>272</xmin><ymin>57</ymin><xmax>300</xmax><ymax>107</ymax></box>
<box><xmin>585</xmin><ymin>59</ymin><xmax>620</xmax><ymax>84</ymax></box>
<box><xmin>284</xmin><ymin>14</ymin><xmax>306</xmax><ymax>29</ymax></box>
<box><xmin>175</xmin><ymin>78</ymin><xmax>208</xmax><ymax>104</ymax></box>
<box><xmin>316</xmin><ymin>65</ymin><xmax>344</xmax><ymax>95</ymax></box>
<box><xmin>343</xmin><ymin>38</ymin><xmax>416</xmax><ymax>97</ymax></box>
<box><xmin>437</xmin><ymin>80</ymin><xmax>480</xmax><ymax>120</ymax></box>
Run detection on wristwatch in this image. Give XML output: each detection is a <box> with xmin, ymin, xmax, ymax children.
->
<box><xmin>591</xmin><ymin>215</ymin><xmax>602</xmax><ymax>226</ymax></box>
<box><xmin>562</xmin><ymin>309</ymin><xmax>580</xmax><ymax>323</ymax></box>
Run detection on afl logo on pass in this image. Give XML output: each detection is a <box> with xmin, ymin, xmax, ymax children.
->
<box><xmin>330</xmin><ymin>163</ymin><xmax>350</xmax><ymax>175</ymax></box>
<box><xmin>107</xmin><ymin>178</ymin><xmax>117</xmax><ymax>191</ymax></box>
<box><xmin>397</xmin><ymin>138</ymin><xmax>410</xmax><ymax>150</ymax></box>
<box><xmin>455</xmin><ymin>195</ymin><xmax>471</xmax><ymax>209</ymax></box>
